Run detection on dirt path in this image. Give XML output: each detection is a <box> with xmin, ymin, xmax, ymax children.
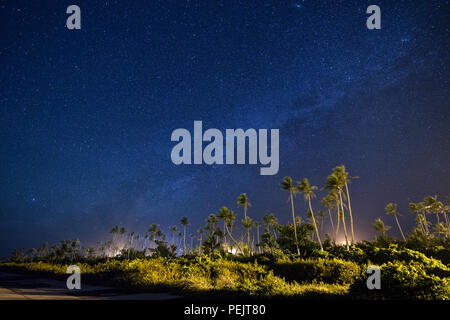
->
<box><xmin>0</xmin><ymin>272</ymin><xmax>179</xmax><ymax>300</ymax></box>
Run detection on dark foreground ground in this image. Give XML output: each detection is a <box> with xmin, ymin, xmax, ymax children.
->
<box><xmin>0</xmin><ymin>272</ymin><xmax>179</xmax><ymax>300</ymax></box>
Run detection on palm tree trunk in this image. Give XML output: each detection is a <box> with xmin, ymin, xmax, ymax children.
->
<box><xmin>328</xmin><ymin>209</ymin><xmax>335</xmax><ymax>241</ymax></box>
<box><xmin>244</xmin><ymin>203</ymin><xmax>247</xmax><ymax>219</ymax></box>
<box><xmin>335</xmin><ymin>203</ymin><xmax>340</xmax><ymax>243</ymax></box>
<box><xmin>394</xmin><ymin>214</ymin><xmax>406</xmax><ymax>241</ymax></box>
<box><xmin>308</xmin><ymin>197</ymin><xmax>323</xmax><ymax>251</ymax></box>
<box><xmin>226</xmin><ymin>224</ymin><xmax>243</xmax><ymax>254</ymax></box>
<box><xmin>247</xmin><ymin>229</ymin><xmax>251</xmax><ymax>254</ymax></box>
<box><xmin>345</xmin><ymin>182</ymin><xmax>355</xmax><ymax>244</ymax></box>
<box><xmin>257</xmin><ymin>226</ymin><xmax>260</xmax><ymax>253</ymax></box>
<box><xmin>338</xmin><ymin>191</ymin><xmax>350</xmax><ymax>250</ymax></box>
<box><xmin>443</xmin><ymin>212</ymin><xmax>449</xmax><ymax>237</ymax></box>
<box><xmin>183</xmin><ymin>226</ymin><xmax>186</xmax><ymax>254</ymax></box>
<box><xmin>223</xmin><ymin>221</ymin><xmax>227</xmax><ymax>247</ymax></box>
<box><xmin>422</xmin><ymin>214</ymin><xmax>430</xmax><ymax>234</ymax></box>
<box><xmin>290</xmin><ymin>192</ymin><xmax>300</xmax><ymax>255</ymax></box>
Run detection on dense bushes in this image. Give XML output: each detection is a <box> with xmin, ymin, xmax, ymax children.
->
<box><xmin>350</xmin><ymin>261</ymin><xmax>450</xmax><ymax>300</ymax></box>
<box><xmin>273</xmin><ymin>257</ymin><xmax>361</xmax><ymax>285</ymax></box>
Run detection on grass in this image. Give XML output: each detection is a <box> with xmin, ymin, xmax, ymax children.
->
<box><xmin>0</xmin><ymin>257</ymin><xmax>348</xmax><ymax>299</ymax></box>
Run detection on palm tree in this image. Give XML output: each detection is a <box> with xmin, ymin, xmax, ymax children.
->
<box><xmin>220</xmin><ymin>206</ymin><xmax>243</xmax><ymax>254</ymax></box>
<box><xmin>242</xmin><ymin>216</ymin><xmax>253</xmax><ymax>254</ymax></box>
<box><xmin>218</xmin><ymin>207</ymin><xmax>228</xmax><ymax>247</ymax></box>
<box><xmin>237</xmin><ymin>193</ymin><xmax>251</xmax><ymax>219</ymax></box>
<box><xmin>372</xmin><ymin>218</ymin><xmax>391</xmax><ymax>237</ymax></box>
<box><xmin>148</xmin><ymin>223</ymin><xmax>164</xmax><ymax>242</ymax></box>
<box><xmin>409</xmin><ymin>202</ymin><xmax>429</xmax><ymax>234</ymax></box>
<box><xmin>180</xmin><ymin>216</ymin><xmax>189</xmax><ymax>254</ymax></box>
<box><xmin>197</xmin><ymin>228</ymin><xmax>204</xmax><ymax>254</ymax></box>
<box><xmin>170</xmin><ymin>225</ymin><xmax>178</xmax><ymax>246</ymax></box>
<box><xmin>262</xmin><ymin>213</ymin><xmax>278</xmax><ymax>239</ymax></box>
<box><xmin>321</xmin><ymin>193</ymin><xmax>336</xmax><ymax>241</ymax></box>
<box><xmin>110</xmin><ymin>226</ymin><xmax>119</xmax><ymax>252</ymax></box>
<box><xmin>332</xmin><ymin>166</ymin><xmax>356</xmax><ymax>243</ymax></box>
<box><xmin>281</xmin><ymin>176</ymin><xmax>300</xmax><ymax>255</ymax></box>
<box><xmin>325</xmin><ymin>173</ymin><xmax>349</xmax><ymax>250</ymax></box>
<box><xmin>252</xmin><ymin>221</ymin><xmax>261</xmax><ymax>253</ymax></box>
<box><xmin>385</xmin><ymin>203</ymin><xmax>406</xmax><ymax>241</ymax></box>
<box><xmin>317</xmin><ymin>210</ymin><xmax>325</xmax><ymax>235</ymax></box>
<box><xmin>298</xmin><ymin>178</ymin><xmax>323</xmax><ymax>251</ymax></box>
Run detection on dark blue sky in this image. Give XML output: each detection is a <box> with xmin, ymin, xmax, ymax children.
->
<box><xmin>0</xmin><ymin>0</ymin><xmax>449</xmax><ymax>256</ymax></box>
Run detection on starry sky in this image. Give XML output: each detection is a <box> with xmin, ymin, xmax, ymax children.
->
<box><xmin>0</xmin><ymin>0</ymin><xmax>449</xmax><ymax>256</ymax></box>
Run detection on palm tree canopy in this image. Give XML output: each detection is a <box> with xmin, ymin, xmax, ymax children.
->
<box><xmin>297</xmin><ymin>177</ymin><xmax>318</xmax><ymax>199</ymax></box>
<box><xmin>324</xmin><ymin>173</ymin><xmax>344</xmax><ymax>191</ymax></box>
<box><xmin>237</xmin><ymin>193</ymin><xmax>251</xmax><ymax>207</ymax></box>
<box><xmin>385</xmin><ymin>203</ymin><xmax>398</xmax><ymax>216</ymax></box>
<box><xmin>242</xmin><ymin>216</ymin><xmax>252</xmax><ymax>229</ymax></box>
<box><xmin>372</xmin><ymin>218</ymin><xmax>391</xmax><ymax>234</ymax></box>
<box><xmin>180</xmin><ymin>216</ymin><xmax>189</xmax><ymax>226</ymax></box>
<box><xmin>263</xmin><ymin>213</ymin><xmax>278</xmax><ymax>226</ymax></box>
<box><xmin>281</xmin><ymin>176</ymin><xmax>298</xmax><ymax>194</ymax></box>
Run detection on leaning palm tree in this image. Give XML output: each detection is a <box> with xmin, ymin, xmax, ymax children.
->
<box><xmin>321</xmin><ymin>193</ymin><xmax>336</xmax><ymax>240</ymax></box>
<box><xmin>325</xmin><ymin>173</ymin><xmax>349</xmax><ymax>250</ymax></box>
<box><xmin>281</xmin><ymin>176</ymin><xmax>300</xmax><ymax>255</ymax></box>
<box><xmin>180</xmin><ymin>216</ymin><xmax>189</xmax><ymax>254</ymax></box>
<box><xmin>237</xmin><ymin>193</ymin><xmax>251</xmax><ymax>219</ymax></box>
<box><xmin>385</xmin><ymin>203</ymin><xmax>406</xmax><ymax>241</ymax></box>
<box><xmin>220</xmin><ymin>206</ymin><xmax>243</xmax><ymax>254</ymax></box>
<box><xmin>372</xmin><ymin>218</ymin><xmax>391</xmax><ymax>238</ymax></box>
<box><xmin>298</xmin><ymin>178</ymin><xmax>323</xmax><ymax>251</ymax></box>
<box><xmin>333</xmin><ymin>165</ymin><xmax>357</xmax><ymax>244</ymax></box>
<box><xmin>409</xmin><ymin>202</ymin><xmax>430</xmax><ymax>234</ymax></box>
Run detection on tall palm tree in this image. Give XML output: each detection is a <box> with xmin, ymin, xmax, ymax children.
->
<box><xmin>385</xmin><ymin>203</ymin><xmax>406</xmax><ymax>241</ymax></box>
<box><xmin>237</xmin><ymin>193</ymin><xmax>251</xmax><ymax>219</ymax></box>
<box><xmin>321</xmin><ymin>193</ymin><xmax>336</xmax><ymax>240</ymax></box>
<box><xmin>325</xmin><ymin>173</ymin><xmax>349</xmax><ymax>250</ymax></box>
<box><xmin>170</xmin><ymin>225</ymin><xmax>178</xmax><ymax>246</ymax></box>
<box><xmin>372</xmin><ymin>218</ymin><xmax>391</xmax><ymax>237</ymax></box>
<box><xmin>197</xmin><ymin>228</ymin><xmax>204</xmax><ymax>254</ymax></box>
<box><xmin>110</xmin><ymin>226</ymin><xmax>119</xmax><ymax>256</ymax></box>
<box><xmin>298</xmin><ymin>178</ymin><xmax>323</xmax><ymax>251</ymax></box>
<box><xmin>180</xmin><ymin>216</ymin><xmax>189</xmax><ymax>254</ymax></box>
<box><xmin>242</xmin><ymin>216</ymin><xmax>253</xmax><ymax>254</ymax></box>
<box><xmin>281</xmin><ymin>176</ymin><xmax>300</xmax><ymax>255</ymax></box>
<box><xmin>218</xmin><ymin>207</ymin><xmax>228</xmax><ymax>247</ymax></box>
<box><xmin>333</xmin><ymin>166</ymin><xmax>356</xmax><ymax>244</ymax></box>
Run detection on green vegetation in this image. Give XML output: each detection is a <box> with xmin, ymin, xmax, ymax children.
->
<box><xmin>1</xmin><ymin>165</ymin><xmax>449</xmax><ymax>299</ymax></box>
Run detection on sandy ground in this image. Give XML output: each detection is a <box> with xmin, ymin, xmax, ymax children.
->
<box><xmin>0</xmin><ymin>272</ymin><xmax>179</xmax><ymax>300</ymax></box>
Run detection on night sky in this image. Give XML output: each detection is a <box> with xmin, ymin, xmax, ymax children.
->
<box><xmin>1</xmin><ymin>0</ymin><xmax>449</xmax><ymax>256</ymax></box>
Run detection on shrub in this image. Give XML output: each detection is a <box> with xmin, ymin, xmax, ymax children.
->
<box><xmin>349</xmin><ymin>261</ymin><xmax>450</xmax><ymax>300</ymax></box>
<box><xmin>273</xmin><ymin>257</ymin><xmax>361</xmax><ymax>285</ymax></box>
